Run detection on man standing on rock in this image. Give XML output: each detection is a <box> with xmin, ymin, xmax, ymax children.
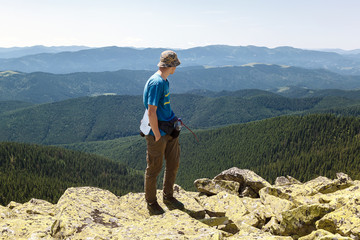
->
<box><xmin>141</xmin><ymin>50</ymin><xmax>184</xmax><ymax>215</ymax></box>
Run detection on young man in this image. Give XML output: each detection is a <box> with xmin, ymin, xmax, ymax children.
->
<box><xmin>142</xmin><ymin>50</ymin><xmax>184</xmax><ymax>215</ymax></box>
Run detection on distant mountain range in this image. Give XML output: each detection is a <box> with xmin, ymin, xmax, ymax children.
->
<box><xmin>1</xmin><ymin>45</ymin><xmax>360</xmax><ymax>75</ymax></box>
<box><xmin>318</xmin><ymin>48</ymin><xmax>360</xmax><ymax>55</ymax></box>
<box><xmin>0</xmin><ymin>45</ymin><xmax>90</xmax><ymax>58</ymax></box>
<box><xmin>1</xmin><ymin>64</ymin><xmax>360</xmax><ymax>103</ymax></box>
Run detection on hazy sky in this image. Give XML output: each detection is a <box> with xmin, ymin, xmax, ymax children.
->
<box><xmin>1</xmin><ymin>0</ymin><xmax>359</xmax><ymax>50</ymax></box>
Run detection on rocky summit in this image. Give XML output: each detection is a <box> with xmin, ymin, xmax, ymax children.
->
<box><xmin>1</xmin><ymin>168</ymin><xmax>360</xmax><ymax>239</ymax></box>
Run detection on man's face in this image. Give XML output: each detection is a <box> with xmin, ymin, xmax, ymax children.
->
<box><xmin>170</xmin><ymin>67</ymin><xmax>176</xmax><ymax>75</ymax></box>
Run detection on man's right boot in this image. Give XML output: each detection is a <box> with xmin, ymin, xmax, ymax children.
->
<box><xmin>147</xmin><ymin>201</ymin><xmax>165</xmax><ymax>215</ymax></box>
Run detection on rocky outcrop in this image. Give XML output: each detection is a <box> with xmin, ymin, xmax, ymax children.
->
<box><xmin>214</xmin><ymin>167</ymin><xmax>272</xmax><ymax>198</ymax></box>
<box><xmin>0</xmin><ymin>168</ymin><xmax>359</xmax><ymax>239</ymax></box>
<box><xmin>194</xmin><ymin>178</ymin><xmax>240</xmax><ymax>196</ymax></box>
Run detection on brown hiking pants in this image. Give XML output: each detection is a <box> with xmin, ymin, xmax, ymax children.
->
<box><xmin>144</xmin><ymin>134</ymin><xmax>180</xmax><ymax>203</ymax></box>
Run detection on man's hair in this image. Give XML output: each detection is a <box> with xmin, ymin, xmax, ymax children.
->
<box><xmin>159</xmin><ymin>66</ymin><xmax>170</xmax><ymax>71</ymax></box>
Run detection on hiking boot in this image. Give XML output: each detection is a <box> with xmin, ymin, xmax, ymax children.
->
<box><xmin>147</xmin><ymin>201</ymin><xmax>165</xmax><ymax>215</ymax></box>
<box><xmin>163</xmin><ymin>196</ymin><xmax>184</xmax><ymax>210</ymax></box>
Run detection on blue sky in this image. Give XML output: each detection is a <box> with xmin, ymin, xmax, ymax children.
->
<box><xmin>1</xmin><ymin>0</ymin><xmax>359</xmax><ymax>50</ymax></box>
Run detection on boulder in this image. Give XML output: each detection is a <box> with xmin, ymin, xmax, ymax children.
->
<box><xmin>228</xmin><ymin>222</ymin><xmax>292</xmax><ymax>239</ymax></box>
<box><xmin>278</xmin><ymin>204</ymin><xmax>334</xmax><ymax>238</ymax></box>
<box><xmin>195</xmin><ymin>190</ymin><xmax>273</xmax><ymax>230</ymax></box>
<box><xmin>315</xmin><ymin>181</ymin><xmax>360</xmax><ymax>209</ymax></box>
<box><xmin>304</xmin><ymin>173</ymin><xmax>353</xmax><ymax>194</ymax></box>
<box><xmin>298</xmin><ymin>229</ymin><xmax>352</xmax><ymax>240</ymax></box>
<box><xmin>6</xmin><ymin>201</ymin><xmax>22</xmax><ymax>210</ymax></box>
<box><xmin>259</xmin><ymin>188</ymin><xmax>295</xmax><ymax>220</ymax></box>
<box><xmin>316</xmin><ymin>197</ymin><xmax>360</xmax><ymax>239</ymax></box>
<box><xmin>236</xmin><ymin>210</ymin><xmax>268</xmax><ymax>229</ymax></box>
<box><xmin>50</xmin><ymin>186</ymin><xmax>132</xmax><ymax>238</ymax></box>
<box><xmin>0</xmin><ymin>205</ymin><xmax>9</xmax><ymax>220</ymax></box>
<box><xmin>197</xmin><ymin>191</ymin><xmax>248</xmax><ymax>219</ymax></box>
<box><xmin>194</xmin><ymin>178</ymin><xmax>240</xmax><ymax>196</ymax></box>
<box><xmin>10</xmin><ymin>198</ymin><xmax>57</xmax><ymax>216</ymax></box>
<box><xmin>263</xmin><ymin>217</ymin><xmax>282</xmax><ymax>234</ymax></box>
<box><xmin>259</xmin><ymin>182</ymin><xmax>336</xmax><ymax>208</ymax></box>
<box><xmin>275</xmin><ymin>176</ymin><xmax>302</xmax><ymax>186</ymax></box>
<box><xmin>0</xmin><ymin>216</ymin><xmax>54</xmax><ymax>239</ymax></box>
<box><xmin>214</xmin><ymin>168</ymin><xmax>271</xmax><ymax>197</ymax></box>
<box><xmin>0</xmin><ymin>199</ymin><xmax>57</xmax><ymax>239</ymax></box>
<box><xmin>239</xmin><ymin>197</ymin><xmax>274</xmax><ymax>228</ymax></box>
<box><xmin>259</xmin><ymin>185</ymin><xmax>305</xmax><ymax>206</ymax></box>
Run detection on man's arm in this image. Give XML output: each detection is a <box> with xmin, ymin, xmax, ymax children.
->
<box><xmin>148</xmin><ymin>104</ymin><xmax>161</xmax><ymax>141</ymax></box>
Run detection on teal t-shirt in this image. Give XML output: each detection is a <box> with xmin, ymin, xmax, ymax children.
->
<box><xmin>143</xmin><ymin>73</ymin><xmax>175</xmax><ymax>136</ymax></box>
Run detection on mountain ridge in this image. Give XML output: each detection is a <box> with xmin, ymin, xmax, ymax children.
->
<box><xmin>0</xmin><ymin>45</ymin><xmax>90</xmax><ymax>59</ymax></box>
<box><xmin>1</xmin><ymin>64</ymin><xmax>360</xmax><ymax>104</ymax></box>
<box><xmin>1</xmin><ymin>45</ymin><xmax>360</xmax><ymax>75</ymax></box>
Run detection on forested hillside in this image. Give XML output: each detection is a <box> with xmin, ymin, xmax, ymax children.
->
<box><xmin>0</xmin><ymin>100</ymin><xmax>34</xmax><ymax>114</ymax></box>
<box><xmin>64</xmin><ymin>114</ymin><xmax>360</xmax><ymax>191</ymax></box>
<box><xmin>0</xmin><ymin>96</ymin><xmax>144</xmax><ymax>144</ymax></box>
<box><xmin>175</xmin><ymin>114</ymin><xmax>360</xmax><ymax>189</ymax></box>
<box><xmin>2</xmin><ymin>91</ymin><xmax>358</xmax><ymax>145</ymax></box>
<box><xmin>0</xmin><ymin>142</ymin><xmax>143</xmax><ymax>206</ymax></box>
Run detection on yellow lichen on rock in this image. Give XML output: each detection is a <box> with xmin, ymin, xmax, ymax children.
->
<box><xmin>51</xmin><ymin>186</ymin><xmax>134</xmax><ymax>238</ymax></box>
<box><xmin>305</xmin><ymin>174</ymin><xmax>353</xmax><ymax>194</ymax></box>
<box><xmin>1</xmin><ymin>169</ymin><xmax>360</xmax><ymax>239</ymax></box>
<box><xmin>0</xmin><ymin>205</ymin><xmax>10</xmax><ymax>220</ymax></box>
<box><xmin>111</xmin><ymin>209</ymin><xmax>226</xmax><ymax>239</ymax></box>
<box><xmin>316</xmin><ymin>197</ymin><xmax>360</xmax><ymax>239</ymax></box>
<box><xmin>228</xmin><ymin>222</ymin><xmax>292</xmax><ymax>239</ymax></box>
<box><xmin>318</xmin><ymin>181</ymin><xmax>360</xmax><ymax>209</ymax></box>
<box><xmin>198</xmin><ymin>191</ymin><xmax>247</xmax><ymax>219</ymax></box>
<box><xmin>298</xmin><ymin>229</ymin><xmax>353</xmax><ymax>240</ymax></box>
<box><xmin>259</xmin><ymin>187</ymin><xmax>295</xmax><ymax>220</ymax></box>
<box><xmin>0</xmin><ymin>199</ymin><xmax>56</xmax><ymax>239</ymax></box>
<box><xmin>194</xmin><ymin>178</ymin><xmax>241</xmax><ymax>196</ymax></box>
<box><xmin>279</xmin><ymin>204</ymin><xmax>334</xmax><ymax>237</ymax></box>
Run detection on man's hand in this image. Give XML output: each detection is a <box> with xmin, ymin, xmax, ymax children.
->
<box><xmin>154</xmin><ymin>133</ymin><xmax>161</xmax><ymax>142</ymax></box>
<box><xmin>148</xmin><ymin>105</ymin><xmax>161</xmax><ymax>142</ymax></box>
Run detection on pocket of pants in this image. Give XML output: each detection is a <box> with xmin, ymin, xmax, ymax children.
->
<box><xmin>146</xmin><ymin>135</ymin><xmax>162</xmax><ymax>146</ymax></box>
